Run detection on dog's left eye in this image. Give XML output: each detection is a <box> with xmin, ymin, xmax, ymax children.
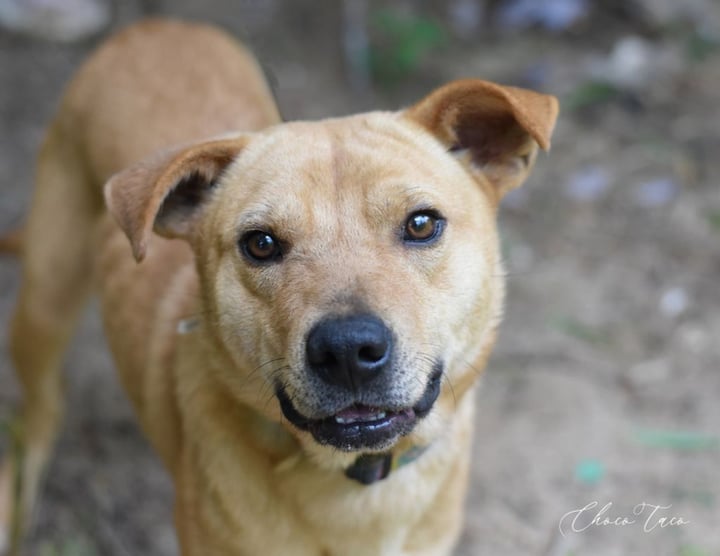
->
<box><xmin>403</xmin><ymin>211</ymin><xmax>445</xmax><ymax>244</ymax></box>
<box><xmin>240</xmin><ymin>230</ymin><xmax>283</xmax><ymax>263</ymax></box>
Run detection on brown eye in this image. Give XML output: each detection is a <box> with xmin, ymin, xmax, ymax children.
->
<box><xmin>241</xmin><ymin>230</ymin><xmax>282</xmax><ymax>263</ymax></box>
<box><xmin>403</xmin><ymin>211</ymin><xmax>444</xmax><ymax>244</ymax></box>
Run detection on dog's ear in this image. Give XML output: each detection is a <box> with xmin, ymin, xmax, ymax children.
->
<box><xmin>405</xmin><ymin>79</ymin><xmax>559</xmax><ymax>197</ymax></box>
<box><xmin>104</xmin><ymin>136</ymin><xmax>249</xmax><ymax>262</ymax></box>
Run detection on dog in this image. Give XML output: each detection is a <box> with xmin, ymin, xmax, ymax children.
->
<box><xmin>0</xmin><ymin>18</ymin><xmax>557</xmax><ymax>556</ymax></box>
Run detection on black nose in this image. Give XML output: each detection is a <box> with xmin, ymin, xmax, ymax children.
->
<box><xmin>306</xmin><ymin>315</ymin><xmax>393</xmax><ymax>391</ymax></box>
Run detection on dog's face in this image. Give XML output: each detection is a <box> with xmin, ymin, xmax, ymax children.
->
<box><xmin>106</xmin><ymin>80</ymin><xmax>558</xmax><ymax>462</ymax></box>
<box><xmin>199</xmin><ymin>116</ymin><xmax>502</xmax><ymax>455</ymax></box>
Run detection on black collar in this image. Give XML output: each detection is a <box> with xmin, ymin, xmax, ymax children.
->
<box><xmin>345</xmin><ymin>445</ymin><xmax>428</xmax><ymax>485</ymax></box>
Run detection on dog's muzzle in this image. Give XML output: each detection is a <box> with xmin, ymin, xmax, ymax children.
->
<box><xmin>276</xmin><ymin>314</ymin><xmax>442</xmax><ymax>451</ymax></box>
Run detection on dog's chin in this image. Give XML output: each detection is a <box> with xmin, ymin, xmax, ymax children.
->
<box><xmin>276</xmin><ymin>367</ymin><xmax>442</xmax><ymax>452</ymax></box>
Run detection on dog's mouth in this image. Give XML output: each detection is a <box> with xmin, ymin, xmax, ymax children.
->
<box><xmin>276</xmin><ymin>367</ymin><xmax>442</xmax><ymax>451</ymax></box>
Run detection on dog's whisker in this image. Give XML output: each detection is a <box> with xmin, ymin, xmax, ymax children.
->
<box><xmin>459</xmin><ymin>358</ymin><xmax>486</xmax><ymax>378</ymax></box>
<box><xmin>441</xmin><ymin>373</ymin><xmax>459</xmax><ymax>410</ymax></box>
<box><xmin>255</xmin><ymin>364</ymin><xmax>291</xmax><ymax>405</ymax></box>
<box><xmin>248</xmin><ymin>358</ymin><xmax>287</xmax><ymax>379</ymax></box>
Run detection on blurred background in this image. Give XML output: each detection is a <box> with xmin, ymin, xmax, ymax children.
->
<box><xmin>0</xmin><ymin>0</ymin><xmax>718</xmax><ymax>554</ymax></box>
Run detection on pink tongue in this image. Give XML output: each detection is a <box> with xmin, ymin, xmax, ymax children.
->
<box><xmin>335</xmin><ymin>405</ymin><xmax>380</xmax><ymax>420</ymax></box>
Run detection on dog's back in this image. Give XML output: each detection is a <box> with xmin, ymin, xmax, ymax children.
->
<box><xmin>2</xmin><ymin>20</ymin><xmax>279</xmax><ymax>550</ymax></box>
<box><xmin>64</xmin><ymin>19</ymin><xmax>279</xmax><ymax>182</ymax></box>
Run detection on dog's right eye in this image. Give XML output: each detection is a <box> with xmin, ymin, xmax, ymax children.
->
<box><xmin>403</xmin><ymin>210</ymin><xmax>445</xmax><ymax>245</ymax></box>
<box><xmin>240</xmin><ymin>230</ymin><xmax>282</xmax><ymax>263</ymax></box>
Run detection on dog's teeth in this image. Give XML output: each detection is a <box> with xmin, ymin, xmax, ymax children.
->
<box><xmin>334</xmin><ymin>411</ymin><xmax>387</xmax><ymax>425</ymax></box>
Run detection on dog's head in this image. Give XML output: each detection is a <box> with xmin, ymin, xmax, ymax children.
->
<box><xmin>106</xmin><ymin>80</ymin><xmax>558</xmax><ymax>464</ymax></box>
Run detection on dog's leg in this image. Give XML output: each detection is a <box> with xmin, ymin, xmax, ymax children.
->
<box><xmin>1</xmin><ymin>126</ymin><xmax>97</xmax><ymax>554</ymax></box>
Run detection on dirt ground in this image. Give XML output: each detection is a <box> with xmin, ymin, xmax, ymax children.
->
<box><xmin>1</xmin><ymin>1</ymin><xmax>719</xmax><ymax>555</ymax></box>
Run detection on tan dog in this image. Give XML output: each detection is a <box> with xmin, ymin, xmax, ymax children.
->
<box><xmin>0</xmin><ymin>19</ymin><xmax>557</xmax><ymax>556</ymax></box>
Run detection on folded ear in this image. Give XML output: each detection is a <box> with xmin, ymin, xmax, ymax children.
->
<box><xmin>404</xmin><ymin>79</ymin><xmax>559</xmax><ymax>197</ymax></box>
<box><xmin>104</xmin><ymin>136</ymin><xmax>249</xmax><ymax>262</ymax></box>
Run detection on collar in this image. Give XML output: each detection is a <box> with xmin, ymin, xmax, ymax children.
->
<box><xmin>345</xmin><ymin>445</ymin><xmax>428</xmax><ymax>485</ymax></box>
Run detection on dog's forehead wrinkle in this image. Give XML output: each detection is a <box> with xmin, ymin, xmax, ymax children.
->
<box><xmin>223</xmin><ymin>118</ymin><xmax>458</xmax><ymax>250</ymax></box>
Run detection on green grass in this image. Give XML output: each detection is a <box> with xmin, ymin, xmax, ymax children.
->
<box><xmin>679</xmin><ymin>546</ymin><xmax>710</xmax><ymax>556</ymax></box>
<box><xmin>368</xmin><ymin>8</ymin><xmax>446</xmax><ymax>87</ymax></box>
<box><xmin>706</xmin><ymin>209</ymin><xmax>720</xmax><ymax>232</ymax></box>
<box><xmin>564</xmin><ymin>81</ymin><xmax>623</xmax><ymax>111</ymax></box>
<box><xmin>38</xmin><ymin>538</ymin><xmax>96</xmax><ymax>556</ymax></box>
<box><xmin>551</xmin><ymin>316</ymin><xmax>610</xmax><ymax>345</ymax></box>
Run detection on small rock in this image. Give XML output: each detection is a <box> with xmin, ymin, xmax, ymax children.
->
<box><xmin>603</xmin><ymin>36</ymin><xmax>655</xmax><ymax>89</ymax></box>
<box><xmin>0</xmin><ymin>0</ymin><xmax>111</xmax><ymax>42</ymax></box>
<box><xmin>521</xmin><ymin>61</ymin><xmax>553</xmax><ymax>89</ymax></box>
<box><xmin>626</xmin><ymin>358</ymin><xmax>672</xmax><ymax>388</ymax></box>
<box><xmin>676</xmin><ymin>323</ymin><xmax>709</xmax><ymax>353</ymax></box>
<box><xmin>590</xmin><ymin>35</ymin><xmax>683</xmax><ymax>91</ymax></box>
<box><xmin>660</xmin><ymin>287</ymin><xmax>690</xmax><ymax>318</ymax></box>
<box><xmin>565</xmin><ymin>166</ymin><xmax>611</xmax><ymax>201</ymax></box>
<box><xmin>633</xmin><ymin>0</ymin><xmax>720</xmax><ymax>35</ymax></box>
<box><xmin>448</xmin><ymin>0</ymin><xmax>485</xmax><ymax>38</ymax></box>
<box><xmin>496</xmin><ymin>0</ymin><xmax>589</xmax><ymax>31</ymax></box>
<box><xmin>634</xmin><ymin>177</ymin><xmax>678</xmax><ymax>207</ymax></box>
